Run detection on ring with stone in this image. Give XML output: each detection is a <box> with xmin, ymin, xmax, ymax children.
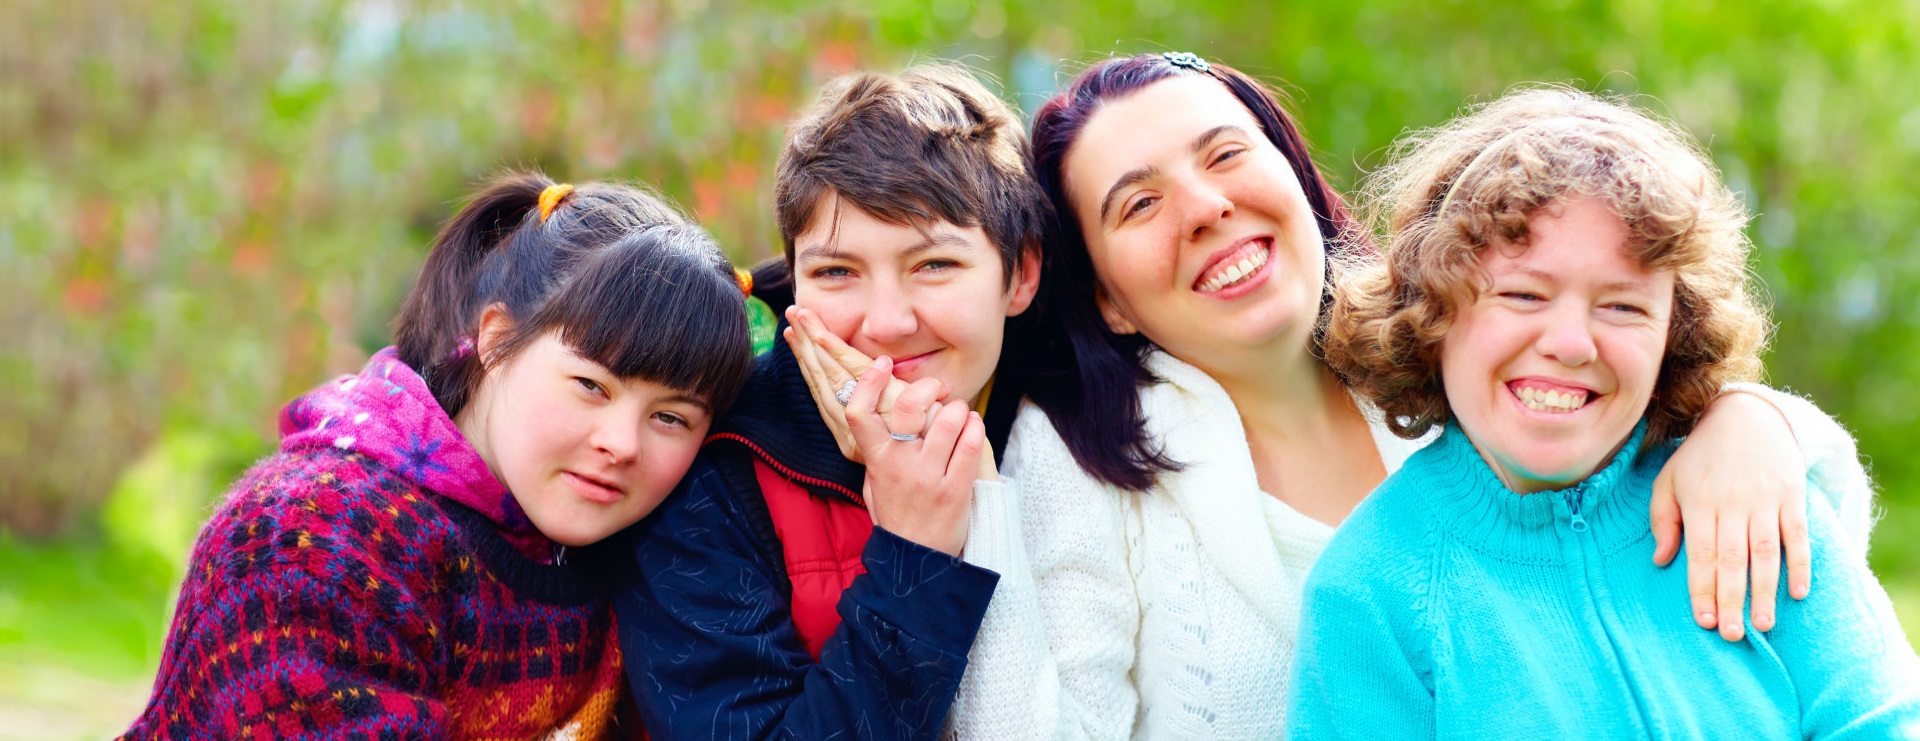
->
<box><xmin>889</xmin><ymin>432</ymin><xmax>920</xmax><ymax>442</ymax></box>
<box><xmin>834</xmin><ymin>379</ymin><xmax>858</xmax><ymax>407</ymax></box>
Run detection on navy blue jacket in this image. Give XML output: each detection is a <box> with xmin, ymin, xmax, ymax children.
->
<box><xmin>614</xmin><ymin>337</ymin><xmax>1000</xmax><ymax>740</ymax></box>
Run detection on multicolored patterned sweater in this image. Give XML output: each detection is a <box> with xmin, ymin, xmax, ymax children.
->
<box><xmin>121</xmin><ymin>348</ymin><xmax>635</xmax><ymax>740</ymax></box>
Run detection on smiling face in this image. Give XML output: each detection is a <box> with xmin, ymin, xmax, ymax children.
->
<box><xmin>1440</xmin><ymin>196</ymin><xmax>1675</xmax><ymax>493</ymax></box>
<box><xmin>1061</xmin><ymin>75</ymin><xmax>1327</xmax><ymax>372</ymax></box>
<box><xmin>461</xmin><ymin>328</ymin><xmax>713</xmax><ymax>547</ymax></box>
<box><xmin>791</xmin><ymin>198</ymin><xmax>1038</xmax><ymax>404</ymax></box>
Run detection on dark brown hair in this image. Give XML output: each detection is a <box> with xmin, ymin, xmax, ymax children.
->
<box><xmin>1013</xmin><ymin>53</ymin><xmax>1369</xmax><ymax>491</ymax></box>
<box><xmin>392</xmin><ymin>171</ymin><xmax>751</xmax><ymax>418</ymax></box>
<box><xmin>773</xmin><ymin>64</ymin><xmax>1046</xmax><ymax>283</ymax></box>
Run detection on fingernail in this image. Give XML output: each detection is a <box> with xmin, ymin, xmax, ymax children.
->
<box><xmin>1699</xmin><ymin>611</ymin><xmax>1715</xmax><ymax>626</ymax></box>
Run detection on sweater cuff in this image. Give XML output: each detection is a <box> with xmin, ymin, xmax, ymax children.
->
<box><xmin>852</xmin><ymin>526</ymin><xmax>1001</xmax><ymax>655</ymax></box>
<box><xmin>960</xmin><ymin>479</ymin><xmax>1027</xmax><ymax>578</ymax></box>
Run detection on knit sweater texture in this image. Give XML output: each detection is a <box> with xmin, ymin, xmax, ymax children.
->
<box><xmin>121</xmin><ymin>348</ymin><xmax>631</xmax><ymax>740</ymax></box>
<box><xmin>1289</xmin><ymin>421</ymin><xmax>1920</xmax><ymax>740</ymax></box>
<box><xmin>948</xmin><ymin>353</ymin><xmax>1877</xmax><ymax>740</ymax></box>
<box><xmin>615</xmin><ymin>336</ymin><xmax>1000</xmax><ymax>740</ymax></box>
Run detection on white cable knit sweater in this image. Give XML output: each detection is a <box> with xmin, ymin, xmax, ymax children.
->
<box><xmin>950</xmin><ymin>352</ymin><xmax>1872</xmax><ymax>740</ymax></box>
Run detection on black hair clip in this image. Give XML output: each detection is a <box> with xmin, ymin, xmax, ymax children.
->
<box><xmin>1162</xmin><ymin>51</ymin><xmax>1210</xmax><ymax>72</ymax></box>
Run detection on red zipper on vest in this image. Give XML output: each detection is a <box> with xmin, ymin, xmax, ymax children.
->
<box><xmin>705</xmin><ymin>432</ymin><xmax>867</xmax><ymax>509</ymax></box>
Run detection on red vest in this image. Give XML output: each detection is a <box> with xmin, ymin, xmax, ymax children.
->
<box><xmin>753</xmin><ymin>460</ymin><xmax>872</xmax><ymax>660</ymax></box>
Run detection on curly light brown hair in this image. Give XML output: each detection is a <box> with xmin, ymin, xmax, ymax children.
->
<box><xmin>1325</xmin><ymin>86</ymin><xmax>1770</xmax><ymax>443</ymax></box>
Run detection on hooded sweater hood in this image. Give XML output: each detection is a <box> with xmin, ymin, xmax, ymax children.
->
<box><xmin>279</xmin><ymin>347</ymin><xmax>552</xmax><ymax>556</ymax></box>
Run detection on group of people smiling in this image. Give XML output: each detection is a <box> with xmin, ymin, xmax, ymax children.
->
<box><xmin>122</xmin><ymin>51</ymin><xmax>1919</xmax><ymax>740</ymax></box>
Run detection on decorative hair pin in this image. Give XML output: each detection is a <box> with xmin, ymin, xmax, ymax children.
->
<box><xmin>1163</xmin><ymin>51</ymin><xmax>1210</xmax><ymax>72</ymax></box>
<box><xmin>537</xmin><ymin>183</ymin><xmax>575</xmax><ymax>223</ymax></box>
<box><xmin>733</xmin><ymin>268</ymin><xmax>754</xmax><ymax>297</ymax></box>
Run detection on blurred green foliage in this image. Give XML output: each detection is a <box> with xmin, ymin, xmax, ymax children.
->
<box><xmin>3</xmin><ymin>0</ymin><xmax>1918</xmax><ymax>726</ymax></box>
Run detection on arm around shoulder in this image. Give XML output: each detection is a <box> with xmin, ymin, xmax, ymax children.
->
<box><xmin>1722</xmin><ymin>382</ymin><xmax>1877</xmax><ymax>548</ymax></box>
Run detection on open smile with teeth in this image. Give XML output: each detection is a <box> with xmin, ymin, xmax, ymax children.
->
<box><xmin>1512</xmin><ymin>384</ymin><xmax>1592</xmax><ymax>413</ymax></box>
<box><xmin>1197</xmin><ymin>241</ymin><xmax>1270</xmax><ymax>293</ymax></box>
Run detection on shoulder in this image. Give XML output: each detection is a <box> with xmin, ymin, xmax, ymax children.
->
<box><xmin>1138</xmin><ymin>351</ymin><xmax>1236</xmax><ymax>429</ymax></box>
<box><xmin>200</xmin><ymin>448</ymin><xmax>458</xmax><ymax>589</ymax></box>
<box><xmin>1004</xmin><ymin>402</ymin><xmax>1124</xmax><ymax>506</ymax></box>
<box><xmin>1309</xmin><ymin>468</ymin><xmax>1438</xmax><ymax>606</ymax></box>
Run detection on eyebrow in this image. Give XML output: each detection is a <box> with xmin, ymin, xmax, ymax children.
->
<box><xmin>795</xmin><ymin>230</ymin><xmax>979</xmax><ymax>263</ymax></box>
<box><xmin>1097</xmin><ymin>124</ymin><xmax>1248</xmax><ymax>224</ymax></box>
<box><xmin>658</xmin><ymin>393</ymin><xmax>714</xmax><ymax>414</ymax></box>
<box><xmin>1512</xmin><ymin>266</ymin><xmax>1655</xmax><ymax>294</ymax></box>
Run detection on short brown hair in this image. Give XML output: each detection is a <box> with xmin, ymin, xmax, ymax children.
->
<box><xmin>1326</xmin><ymin>86</ymin><xmax>1770</xmax><ymax>443</ymax></box>
<box><xmin>773</xmin><ymin>64</ymin><xmax>1045</xmax><ymax>284</ymax></box>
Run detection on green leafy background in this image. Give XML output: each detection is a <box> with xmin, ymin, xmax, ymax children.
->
<box><xmin>4</xmin><ymin>1</ymin><xmax>1916</xmax><ymax>737</ymax></box>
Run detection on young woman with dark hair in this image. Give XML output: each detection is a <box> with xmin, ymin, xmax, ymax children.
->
<box><xmin>121</xmin><ymin>172</ymin><xmax>751</xmax><ymax>739</ymax></box>
<box><xmin>942</xmin><ymin>53</ymin><xmax>1874</xmax><ymax>738</ymax></box>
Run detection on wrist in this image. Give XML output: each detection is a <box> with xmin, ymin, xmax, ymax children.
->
<box><xmin>1712</xmin><ymin>386</ymin><xmax>1799</xmax><ymax>446</ymax></box>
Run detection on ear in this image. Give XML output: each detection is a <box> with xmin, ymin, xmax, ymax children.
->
<box><xmin>1094</xmin><ymin>284</ymin><xmax>1139</xmax><ymax>335</ymax></box>
<box><xmin>474</xmin><ymin>303</ymin><xmax>515</xmax><ymax>364</ymax></box>
<box><xmin>1004</xmin><ymin>242</ymin><xmax>1043</xmax><ymax>317</ymax></box>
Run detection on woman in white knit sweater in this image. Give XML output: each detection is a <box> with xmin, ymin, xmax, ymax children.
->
<box><xmin>935</xmin><ymin>53</ymin><xmax>1875</xmax><ymax>739</ymax></box>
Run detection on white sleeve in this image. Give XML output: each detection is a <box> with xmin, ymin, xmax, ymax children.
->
<box><xmin>1723</xmin><ymin>382</ymin><xmax>1878</xmax><ymax>552</ymax></box>
<box><xmin>950</xmin><ymin>405</ymin><xmax>1141</xmax><ymax>740</ymax></box>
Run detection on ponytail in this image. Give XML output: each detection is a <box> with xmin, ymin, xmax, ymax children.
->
<box><xmin>392</xmin><ymin>172</ymin><xmax>555</xmax><ymax>416</ymax></box>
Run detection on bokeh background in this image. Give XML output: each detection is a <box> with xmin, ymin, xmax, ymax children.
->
<box><xmin>4</xmin><ymin>0</ymin><xmax>1917</xmax><ymax>737</ymax></box>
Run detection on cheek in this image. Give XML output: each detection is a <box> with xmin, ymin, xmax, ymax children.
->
<box><xmin>642</xmin><ymin>437</ymin><xmax>704</xmax><ymax>497</ymax></box>
<box><xmin>795</xmin><ymin>290</ymin><xmax>865</xmax><ymax>341</ymax></box>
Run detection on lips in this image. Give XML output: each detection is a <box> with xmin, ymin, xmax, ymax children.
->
<box><xmin>886</xmin><ymin>349</ymin><xmax>940</xmax><ymax>379</ymax></box>
<box><xmin>1194</xmin><ymin>237</ymin><xmax>1273</xmax><ymax>294</ymax></box>
<box><xmin>564</xmin><ymin>471</ymin><xmax>625</xmax><ymax>504</ymax></box>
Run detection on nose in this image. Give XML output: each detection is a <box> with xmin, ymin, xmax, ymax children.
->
<box><xmin>857</xmin><ymin>277</ymin><xmax>919</xmax><ymax>345</ymax></box>
<box><xmin>593</xmin><ymin>413</ymin><xmax>642</xmax><ymax>467</ymax></box>
<box><xmin>1179</xmin><ymin>178</ymin><xmax>1234</xmax><ymax>242</ymax></box>
<box><xmin>1536</xmin><ymin>304</ymin><xmax>1598</xmax><ymax>367</ymax></box>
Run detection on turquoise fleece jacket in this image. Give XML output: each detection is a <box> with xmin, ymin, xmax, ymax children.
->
<box><xmin>1289</xmin><ymin>421</ymin><xmax>1920</xmax><ymax>739</ymax></box>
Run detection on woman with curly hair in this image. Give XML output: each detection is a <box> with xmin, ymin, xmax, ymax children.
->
<box><xmin>1292</xmin><ymin>87</ymin><xmax>1920</xmax><ymax>738</ymax></box>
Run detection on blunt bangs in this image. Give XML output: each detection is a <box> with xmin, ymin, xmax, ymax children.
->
<box><xmin>524</xmin><ymin>224</ymin><xmax>752</xmax><ymax>414</ymax></box>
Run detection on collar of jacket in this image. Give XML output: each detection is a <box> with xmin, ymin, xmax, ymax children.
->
<box><xmin>706</xmin><ymin>328</ymin><xmax>866</xmax><ymax>507</ymax></box>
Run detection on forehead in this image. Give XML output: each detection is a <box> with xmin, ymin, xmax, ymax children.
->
<box><xmin>793</xmin><ymin>199</ymin><xmax>994</xmax><ymax>263</ymax></box>
<box><xmin>1064</xmin><ymin>76</ymin><xmax>1265</xmax><ymax>198</ymax></box>
<box><xmin>1480</xmin><ymin>198</ymin><xmax>1664</xmax><ymax>287</ymax></box>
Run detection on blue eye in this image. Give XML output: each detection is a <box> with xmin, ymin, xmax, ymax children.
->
<box><xmin>1607</xmin><ymin>303</ymin><xmax>1648</xmax><ymax>316</ymax></box>
<box><xmin>812</xmin><ymin>266</ymin><xmax>854</xmax><ymax>279</ymax></box>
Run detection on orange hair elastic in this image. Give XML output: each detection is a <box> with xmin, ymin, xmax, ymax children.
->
<box><xmin>537</xmin><ymin>183</ymin><xmax>575</xmax><ymax>222</ymax></box>
<box><xmin>733</xmin><ymin>268</ymin><xmax>754</xmax><ymax>297</ymax></box>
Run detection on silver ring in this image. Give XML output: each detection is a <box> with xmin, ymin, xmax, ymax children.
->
<box><xmin>834</xmin><ymin>379</ymin><xmax>857</xmax><ymax>407</ymax></box>
<box><xmin>889</xmin><ymin>432</ymin><xmax>920</xmax><ymax>442</ymax></box>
